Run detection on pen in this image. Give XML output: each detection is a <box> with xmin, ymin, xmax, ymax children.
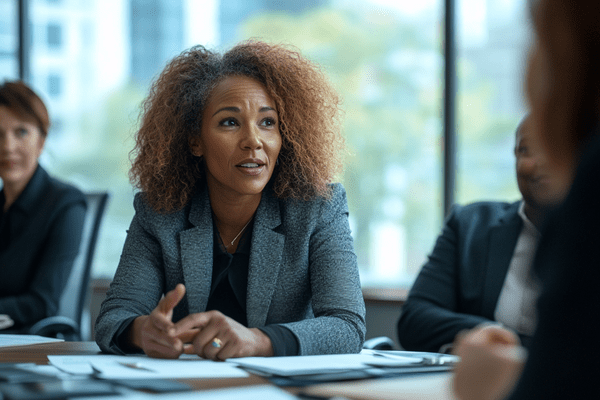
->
<box><xmin>117</xmin><ymin>362</ymin><xmax>155</xmax><ymax>372</ymax></box>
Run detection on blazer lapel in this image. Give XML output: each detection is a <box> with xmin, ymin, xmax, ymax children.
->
<box><xmin>246</xmin><ymin>192</ymin><xmax>285</xmax><ymax>328</ymax></box>
<box><xmin>180</xmin><ymin>188</ymin><xmax>214</xmax><ymax>314</ymax></box>
<box><xmin>481</xmin><ymin>202</ymin><xmax>523</xmax><ymax>318</ymax></box>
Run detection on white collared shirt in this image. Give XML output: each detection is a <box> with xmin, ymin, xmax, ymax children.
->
<box><xmin>494</xmin><ymin>201</ymin><xmax>542</xmax><ymax>337</ymax></box>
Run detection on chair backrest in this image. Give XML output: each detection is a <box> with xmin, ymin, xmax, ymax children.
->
<box><xmin>57</xmin><ymin>191</ymin><xmax>109</xmax><ymax>340</ymax></box>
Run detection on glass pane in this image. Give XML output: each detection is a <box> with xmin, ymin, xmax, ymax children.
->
<box><xmin>456</xmin><ymin>0</ymin><xmax>532</xmax><ymax>205</ymax></box>
<box><xmin>26</xmin><ymin>0</ymin><xmax>442</xmax><ymax>288</ymax></box>
<box><xmin>224</xmin><ymin>0</ymin><xmax>443</xmax><ymax>287</ymax></box>
<box><xmin>0</xmin><ymin>0</ymin><xmax>19</xmax><ymax>80</ymax></box>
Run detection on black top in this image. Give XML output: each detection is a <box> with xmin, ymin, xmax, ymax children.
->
<box><xmin>506</xmin><ymin>132</ymin><xmax>600</xmax><ymax>399</ymax></box>
<box><xmin>0</xmin><ymin>165</ymin><xmax>86</xmax><ymax>330</ymax></box>
<box><xmin>209</xmin><ymin>217</ymin><xmax>299</xmax><ymax>357</ymax></box>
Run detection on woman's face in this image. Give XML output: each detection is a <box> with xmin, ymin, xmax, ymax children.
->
<box><xmin>191</xmin><ymin>76</ymin><xmax>282</xmax><ymax>201</ymax></box>
<box><xmin>0</xmin><ymin>105</ymin><xmax>45</xmax><ymax>190</ymax></box>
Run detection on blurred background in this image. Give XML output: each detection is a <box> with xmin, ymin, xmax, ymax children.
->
<box><xmin>0</xmin><ymin>0</ymin><xmax>531</xmax><ymax>290</ymax></box>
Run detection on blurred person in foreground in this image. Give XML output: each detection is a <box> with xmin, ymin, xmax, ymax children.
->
<box><xmin>453</xmin><ymin>0</ymin><xmax>600</xmax><ymax>399</ymax></box>
<box><xmin>0</xmin><ymin>81</ymin><xmax>86</xmax><ymax>332</ymax></box>
<box><xmin>397</xmin><ymin>114</ymin><xmax>563</xmax><ymax>353</ymax></box>
<box><xmin>95</xmin><ymin>40</ymin><xmax>366</xmax><ymax>360</ymax></box>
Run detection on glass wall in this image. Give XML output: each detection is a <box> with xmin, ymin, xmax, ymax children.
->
<box><xmin>3</xmin><ymin>0</ymin><xmax>533</xmax><ymax>288</ymax></box>
<box><xmin>455</xmin><ymin>0</ymin><xmax>532</xmax><ymax>204</ymax></box>
<box><xmin>0</xmin><ymin>0</ymin><xmax>18</xmax><ymax>79</ymax></box>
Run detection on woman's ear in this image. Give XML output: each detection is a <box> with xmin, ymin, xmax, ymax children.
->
<box><xmin>189</xmin><ymin>136</ymin><xmax>203</xmax><ymax>157</ymax></box>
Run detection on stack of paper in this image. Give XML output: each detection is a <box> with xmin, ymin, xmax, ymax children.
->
<box><xmin>48</xmin><ymin>355</ymin><xmax>249</xmax><ymax>379</ymax></box>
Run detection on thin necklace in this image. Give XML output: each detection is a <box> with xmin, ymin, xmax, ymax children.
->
<box><xmin>224</xmin><ymin>218</ymin><xmax>252</xmax><ymax>249</ymax></box>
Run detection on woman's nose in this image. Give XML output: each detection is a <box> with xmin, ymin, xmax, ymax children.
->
<box><xmin>241</xmin><ymin>124</ymin><xmax>262</xmax><ymax>150</ymax></box>
<box><xmin>0</xmin><ymin>132</ymin><xmax>16</xmax><ymax>152</ymax></box>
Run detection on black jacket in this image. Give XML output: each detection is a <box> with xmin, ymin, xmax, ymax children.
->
<box><xmin>0</xmin><ymin>165</ymin><xmax>86</xmax><ymax>330</ymax></box>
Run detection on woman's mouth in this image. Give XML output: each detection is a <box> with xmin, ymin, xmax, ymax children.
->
<box><xmin>236</xmin><ymin>161</ymin><xmax>266</xmax><ymax>176</ymax></box>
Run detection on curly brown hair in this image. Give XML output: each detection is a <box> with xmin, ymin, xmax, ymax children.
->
<box><xmin>130</xmin><ymin>40</ymin><xmax>344</xmax><ymax>213</ymax></box>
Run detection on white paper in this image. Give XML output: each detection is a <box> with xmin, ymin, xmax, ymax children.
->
<box><xmin>70</xmin><ymin>385</ymin><xmax>298</xmax><ymax>400</ymax></box>
<box><xmin>48</xmin><ymin>355</ymin><xmax>248</xmax><ymax>379</ymax></box>
<box><xmin>227</xmin><ymin>352</ymin><xmax>423</xmax><ymax>376</ymax></box>
<box><xmin>0</xmin><ymin>334</ymin><xmax>64</xmax><ymax>348</ymax></box>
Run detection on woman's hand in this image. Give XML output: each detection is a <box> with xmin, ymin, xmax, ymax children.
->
<box><xmin>173</xmin><ymin>310</ymin><xmax>274</xmax><ymax>360</ymax></box>
<box><xmin>452</xmin><ymin>325</ymin><xmax>527</xmax><ymax>400</ymax></box>
<box><xmin>129</xmin><ymin>283</ymin><xmax>188</xmax><ymax>359</ymax></box>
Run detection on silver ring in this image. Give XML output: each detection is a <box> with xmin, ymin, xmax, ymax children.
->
<box><xmin>212</xmin><ymin>338</ymin><xmax>222</xmax><ymax>348</ymax></box>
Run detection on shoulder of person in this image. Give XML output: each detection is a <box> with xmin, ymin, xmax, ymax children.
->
<box><xmin>278</xmin><ymin>182</ymin><xmax>348</xmax><ymax>225</ymax></box>
<box><xmin>132</xmin><ymin>191</ymin><xmax>191</xmax><ymax>232</ymax></box>
<box><xmin>43</xmin><ymin>169</ymin><xmax>87</xmax><ymax>209</ymax></box>
<box><xmin>447</xmin><ymin>200</ymin><xmax>520</xmax><ymax>225</ymax></box>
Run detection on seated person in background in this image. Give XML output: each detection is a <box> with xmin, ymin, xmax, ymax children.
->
<box><xmin>95</xmin><ymin>40</ymin><xmax>366</xmax><ymax>360</ymax></box>
<box><xmin>0</xmin><ymin>81</ymin><xmax>86</xmax><ymax>332</ymax></box>
<box><xmin>453</xmin><ymin>0</ymin><xmax>600</xmax><ymax>398</ymax></box>
<box><xmin>397</xmin><ymin>115</ymin><xmax>566</xmax><ymax>353</ymax></box>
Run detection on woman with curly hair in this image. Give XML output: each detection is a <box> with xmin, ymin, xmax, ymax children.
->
<box><xmin>95</xmin><ymin>40</ymin><xmax>365</xmax><ymax>360</ymax></box>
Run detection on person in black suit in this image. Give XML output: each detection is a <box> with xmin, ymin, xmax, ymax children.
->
<box><xmin>397</xmin><ymin>115</ymin><xmax>565</xmax><ymax>353</ymax></box>
<box><xmin>0</xmin><ymin>81</ymin><xmax>86</xmax><ymax>332</ymax></box>
<box><xmin>453</xmin><ymin>0</ymin><xmax>600</xmax><ymax>399</ymax></box>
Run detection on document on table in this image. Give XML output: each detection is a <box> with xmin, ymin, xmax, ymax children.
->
<box><xmin>69</xmin><ymin>385</ymin><xmax>298</xmax><ymax>400</ymax></box>
<box><xmin>227</xmin><ymin>351</ymin><xmax>427</xmax><ymax>376</ymax></box>
<box><xmin>302</xmin><ymin>372</ymin><xmax>458</xmax><ymax>400</ymax></box>
<box><xmin>0</xmin><ymin>334</ymin><xmax>64</xmax><ymax>348</ymax></box>
<box><xmin>48</xmin><ymin>354</ymin><xmax>249</xmax><ymax>379</ymax></box>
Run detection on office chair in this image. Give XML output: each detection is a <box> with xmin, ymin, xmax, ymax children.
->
<box><xmin>29</xmin><ymin>191</ymin><xmax>110</xmax><ymax>341</ymax></box>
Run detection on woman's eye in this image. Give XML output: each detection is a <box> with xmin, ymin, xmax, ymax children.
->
<box><xmin>261</xmin><ymin>117</ymin><xmax>276</xmax><ymax>127</ymax></box>
<box><xmin>219</xmin><ymin>118</ymin><xmax>238</xmax><ymax>127</ymax></box>
<box><xmin>16</xmin><ymin>127</ymin><xmax>29</xmax><ymax>137</ymax></box>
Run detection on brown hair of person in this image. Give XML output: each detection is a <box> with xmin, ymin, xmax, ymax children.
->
<box><xmin>130</xmin><ymin>40</ymin><xmax>344</xmax><ymax>213</ymax></box>
<box><xmin>0</xmin><ymin>81</ymin><xmax>50</xmax><ymax>137</ymax></box>
<box><xmin>527</xmin><ymin>0</ymin><xmax>600</xmax><ymax>168</ymax></box>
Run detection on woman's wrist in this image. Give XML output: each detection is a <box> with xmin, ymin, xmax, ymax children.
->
<box><xmin>128</xmin><ymin>315</ymin><xmax>148</xmax><ymax>350</ymax></box>
<box><xmin>250</xmin><ymin>328</ymin><xmax>274</xmax><ymax>357</ymax></box>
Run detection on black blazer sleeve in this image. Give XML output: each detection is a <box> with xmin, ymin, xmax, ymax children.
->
<box><xmin>506</xmin><ymin>135</ymin><xmax>600</xmax><ymax>399</ymax></box>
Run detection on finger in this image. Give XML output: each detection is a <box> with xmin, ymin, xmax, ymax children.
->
<box><xmin>200</xmin><ymin>334</ymin><xmax>228</xmax><ymax>361</ymax></box>
<box><xmin>171</xmin><ymin>312</ymin><xmax>211</xmax><ymax>336</ymax></box>
<box><xmin>148</xmin><ymin>307</ymin><xmax>177</xmax><ymax>334</ymax></box>
<box><xmin>142</xmin><ymin>320</ymin><xmax>181</xmax><ymax>347</ymax></box>
<box><xmin>177</xmin><ymin>328</ymin><xmax>201</xmax><ymax>344</ymax></box>
<box><xmin>159</xmin><ymin>284</ymin><xmax>186</xmax><ymax>315</ymax></box>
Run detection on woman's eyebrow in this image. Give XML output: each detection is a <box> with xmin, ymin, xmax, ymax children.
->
<box><xmin>212</xmin><ymin>106</ymin><xmax>240</xmax><ymax>117</ymax></box>
<box><xmin>212</xmin><ymin>105</ymin><xmax>276</xmax><ymax>117</ymax></box>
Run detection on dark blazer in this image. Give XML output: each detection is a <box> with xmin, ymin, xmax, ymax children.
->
<box><xmin>0</xmin><ymin>165</ymin><xmax>86</xmax><ymax>330</ymax></box>
<box><xmin>95</xmin><ymin>183</ymin><xmax>366</xmax><ymax>355</ymax></box>
<box><xmin>506</xmin><ymin>133</ymin><xmax>600</xmax><ymax>399</ymax></box>
<box><xmin>397</xmin><ymin>201</ymin><xmax>523</xmax><ymax>352</ymax></box>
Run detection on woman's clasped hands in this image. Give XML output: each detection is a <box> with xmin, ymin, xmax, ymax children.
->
<box><xmin>129</xmin><ymin>284</ymin><xmax>273</xmax><ymax>360</ymax></box>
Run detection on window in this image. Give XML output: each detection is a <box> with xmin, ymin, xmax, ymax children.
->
<box><xmin>47</xmin><ymin>23</ymin><xmax>61</xmax><ymax>48</ymax></box>
<box><xmin>0</xmin><ymin>0</ymin><xmax>18</xmax><ymax>79</ymax></box>
<box><xmin>10</xmin><ymin>0</ymin><xmax>532</xmax><ymax>289</ymax></box>
<box><xmin>456</xmin><ymin>0</ymin><xmax>531</xmax><ymax>204</ymax></box>
<box><xmin>47</xmin><ymin>73</ymin><xmax>60</xmax><ymax>96</ymax></box>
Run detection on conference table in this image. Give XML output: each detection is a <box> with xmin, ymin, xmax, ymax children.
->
<box><xmin>0</xmin><ymin>341</ymin><xmax>457</xmax><ymax>399</ymax></box>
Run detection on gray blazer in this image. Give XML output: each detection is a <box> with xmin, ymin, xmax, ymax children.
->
<box><xmin>95</xmin><ymin>183</ymin><xmax>366</xmax><ymax>355</ymax></box>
